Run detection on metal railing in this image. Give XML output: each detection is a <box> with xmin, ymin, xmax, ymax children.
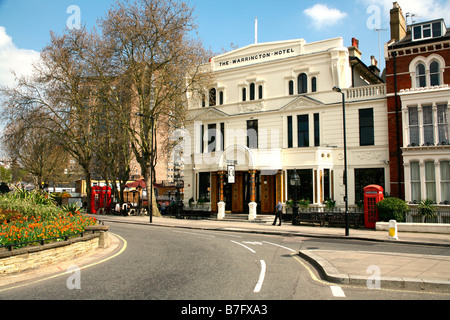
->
<box><xmin>406</xmin><ymin>209</ymin><xmax>450</xmax><ymax>224</ymax></box>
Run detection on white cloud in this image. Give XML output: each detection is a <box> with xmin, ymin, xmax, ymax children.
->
<box><xmin>304</xmin><ymin>4</ymin><xmax>348</xmax><ymax>29</ymax></box>
<box><xmin>0</xmin><ymin>26</ymin><xmax>40</xmax><ymax>88</ymax></box>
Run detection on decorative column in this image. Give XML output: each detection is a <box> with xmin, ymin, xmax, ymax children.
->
<box><xmin>217</xmin><ymin>171</ymin><xmax>226</xmax><ymax>220</ymax></box>
<box><xmin>248</xmin><ymin>169</ymin><xmax>258</xmax><ymax>221</ymax></box>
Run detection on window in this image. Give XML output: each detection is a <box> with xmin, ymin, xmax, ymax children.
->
<box><xmin>437</xmin><ymin>104</ymin><xmax>449</xmax><ymax>145</ymax></box>
<box><xmin>200</xmin><ymin>124</ymin><xmax>204</xmax><ymax>153</ymax></box>
<box><xmin>287</xmin><ymin>116</ymin><xmax>293</xmax><ymax>148</ymax></box>
<box><xmin>311</xmin><ymin>77</ymin><xmax>317</xmax><ymax>93</ymax></box>
<box><xmin>412</xmin><ymin>21</ymin><xmax>445</xmax><ymax>41</ymax></box>
<box><xmin>354</xmin><ymin>168</ymin><xmax>385</xmax><ymax>203</ymax></box>
<box><xmin>287</xmin><ymin>169</ymin><xmax>313</xmax><ymax>202</ymax></box>
<box><xmin>249</xmin><ymin>83</ymin><xmax>255</xmax><ymax>101</ymax></box>
<box><xmin>220</xmin><ymin>122</ymin><xmax>225</xmax><ymax>151</ymax></box>
<box><xmin>359</xmin><ymin>108</ymin><xmax>374</xmax><ymax>146</ymax></box>
<box><xmin>298</xmin><ymin>73</ymin><xmax>307</xmax><ymax>94</ymax></box>
<box><xmin>430</xmin><ymin>61</ymin><xmax>440</xmax><ymax>86</ymax></box>
<box><xmin>207</xmin><ymin>124</ymin><xmax>216</xmax><ymax>153</ymax></box>
<box><xmin>297</xmin><ymin>114</ymin><xmax>309</xmax><ymax>147</ymax></box>
<box><xmin>314</xmin><ymin>113</ymin><xmax>320</xmax><ymax>147</ymax></box>
<box><xmin>209</xmin><ymin>88</ymin><xmax>216</xmax><ymax>106</ymax></box>
<box><xmin>416</xmin><ymin>63</ymin><xmax>426</xmax><ymax>88</ymax></box>
<box><xmin>408</xmin><ymin>107</ymin><xmax>420</xmax><ymax>146</ymax></box>
<box><xmin>198</xmin><ymin>172</ymin><xmax>210</xmax><ymax>202</ymax></box>
<box><xmin>219</xmin><ymin>91</ymin><xmax>224</xmax><ymax>105</ymax></box>
<box><xmin>258</xmin><ymin>85</ymin><xmax>263</xmax><ymax>100</ymax></box>
<box><xmin>323</xmin><ymin>169</ymin><xmax>331</xmax><ymax>201</ymax></box>
<box><xmin>247</xmin><ymin>120</ymin><xmax>258</xmax><ymax>149</ymax></box>
<box><xmin>202</xmin><ymin>94</ymin><xmax>206</xmax><ymax>107</ymax></box>
<box><xmin>423</xmin><ymin>105</ymin><xmax>434</xmax><ymax>145</ymax></box>
<box><xmin>288</xmin><ymin>80</ymin><xmax>294</xmax><ymax>95</ymax></box>
<box><xmin>441</xmin><ymin>161</ymin><xmax>450</xmax><ymax>204</ymax></box>
<box><xmin>425</xmin><ymin>161</ymin><xmax>436</xmax><ymax>202</ymax></box>
<box><xmin>410</xmin><ymin>162</ymin><xmax>421</xmax><ymax>202</ymax></box>
<box><xmin>242</xmin><ymin>88</ymin><xmax>247</xmax><ymax>102</ymax></box>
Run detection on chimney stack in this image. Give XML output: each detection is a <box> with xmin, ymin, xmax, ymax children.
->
<box><xmin>390</xmin><ymin>2</ymin><xmax>407</xmax><ymax>41</ymax></box>
<box><xmin>348</xmin><ymin>37</ymin><xmax>362</xmax><ymax>59</ymax></box>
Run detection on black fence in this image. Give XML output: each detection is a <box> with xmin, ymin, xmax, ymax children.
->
<box><xmin>291</xmin><ymin>207</ymin><xmax>365</xmax><ymax>228</ymax></box>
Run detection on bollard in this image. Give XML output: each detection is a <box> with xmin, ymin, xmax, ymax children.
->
<box><xmin>388</xmin><ymin>220</ymin><xmax>398</xmax><ymax>240</ymax></box>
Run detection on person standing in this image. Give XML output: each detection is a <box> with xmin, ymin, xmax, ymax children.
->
<box><xmin>273</xmin><ymin>201</ymin><xmax>283</xmax><ymax>226</ymax></box>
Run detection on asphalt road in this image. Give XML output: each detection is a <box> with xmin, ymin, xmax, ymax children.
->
<box><xmin>1</xmin><ymin>221</ymin><xmax>448</xmax><ymax>306</ymax></box>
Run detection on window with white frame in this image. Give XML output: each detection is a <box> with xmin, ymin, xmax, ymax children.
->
<box><xmin>425</xmin><ymin>161</ymin><xmax>436</xmax><ymax>202</ymax></box>
<box><xmin>422</xmin><ymin>105</ymin><xmax>434</xmax><ymax>146</ymax></box>
<box><xmin>410</xmin><ymin>162</ymin><xmax>421</xmax><ymax>202</ymax></box>
<box><xmin>441</xmin><ymin>161</ymin><xmax>450</xmax><ymax>204</ymax></box>
<box><xmin>408</xmin><ymin>106</ymin><xmax>420</xmax><ymax>146</ymax></box>
<box><xmin>437</xmin><ymin>104</ymin><xmax>449</xmax><ymax>145</ymax></box>
<box><xmin>410</xmin><ymin>55</ymin><xmax>445</xmax><ymax>89</ymax></box>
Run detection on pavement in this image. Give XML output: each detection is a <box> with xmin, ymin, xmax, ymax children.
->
<box><xmin>93</xmin><ymin>213</ymin><xmax>450</xmax><ymax>293</ymax></box>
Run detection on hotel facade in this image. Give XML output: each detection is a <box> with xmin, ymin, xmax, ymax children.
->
<box><xmin>182</xmin><ymin>36</ymin><xmax>388</xmax><ymax>220</ymax></box>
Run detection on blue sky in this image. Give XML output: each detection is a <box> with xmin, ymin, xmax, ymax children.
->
<box><xmin>1</xmin><ymin>0</ymin><xmax>450</xmax><ymax>87</ymax></box>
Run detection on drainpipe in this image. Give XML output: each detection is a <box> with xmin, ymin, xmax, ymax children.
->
<box><xmin>393</xmin><ymin>52</ymin><xmax>403</xmax><ymax>199</ymax></box>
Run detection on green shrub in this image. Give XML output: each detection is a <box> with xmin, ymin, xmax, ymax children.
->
<box><xmin>376</xmin><ymin>197</ymin><xmax>409</xmax><ymax>222</ymax></box>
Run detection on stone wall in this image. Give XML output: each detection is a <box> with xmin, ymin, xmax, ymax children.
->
<box><xmin>0</xmin><ymin>233</ymin><xmax>100</xmax><ymax>275</ymax></box>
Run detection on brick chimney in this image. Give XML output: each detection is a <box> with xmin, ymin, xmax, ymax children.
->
<box><xmin>390</xmin><ymin>2</ymin><xmax>407</xmax><ymax>41</ymax></box>
<box><xmin>348</xmin><ymin>37</ymin><xmax>362</xmax><ymax>59</ymax></box>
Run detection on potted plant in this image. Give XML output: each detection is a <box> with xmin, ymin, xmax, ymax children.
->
<box><xmin>188</xmin><ymin>197</ymin><xmax>194</xmax><ymax>208</ymax></box>
<box><xmin>418</xmin><ymin>199</ymin><xmax>436</xmax><ymax>223</ymax></box>
<box><xmin>324</xmin><ymin>198</ymin><xmax>336</xmax><ymax>210</ymax></box>
<box><xmin>298</xmin><ymin>199</ymin><xmax>309</xmax><ymax>209</ymax></box>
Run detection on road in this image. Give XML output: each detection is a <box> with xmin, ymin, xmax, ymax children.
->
<box><xmin>1</xmin><ymin>221</ymin><xmax>449</xmax><ymax>305</ymax></box>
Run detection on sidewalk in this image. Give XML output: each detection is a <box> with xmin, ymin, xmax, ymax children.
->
<box><xmin>96</xmin><ymin>214</ymin><xmax>450</xmax><ymax>293</ymax></box>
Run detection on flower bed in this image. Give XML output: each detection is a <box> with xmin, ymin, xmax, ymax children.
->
<box><xmin>0</xmin><ymin>188</ymin><xmax>96</xmax><ymax>250</ymax></box>
<box><xmin>1</xmin><ymin>212</ymin><xmax>97</xmax><ymax>249</ymax></box>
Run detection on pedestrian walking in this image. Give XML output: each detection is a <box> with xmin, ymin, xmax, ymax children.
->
<box><xmin>273</xmin><ymin>201</ymin><xmax>283</xmax><ymax>226</ymax></box>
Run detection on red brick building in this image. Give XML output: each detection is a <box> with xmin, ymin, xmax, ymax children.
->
<box><xmin>386</xmin><ymin>2</ymin><xmax>450</xmax><ymax>204</ymax></box>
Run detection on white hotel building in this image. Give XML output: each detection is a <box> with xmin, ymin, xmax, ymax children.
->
<box><xmin>182</xmin><ymin>37</ymin><xmax>388</xmax><ymax>219</ymax></box>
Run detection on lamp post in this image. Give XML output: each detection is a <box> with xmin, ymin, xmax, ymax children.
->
<box><xmin>332</xmin><ymin>87</ymin><xmax>349</xmax><ymax>236</ymax></box>
<box><xmin>135</xmin><ymin>112</ymin><xmax>155</xmax><ymax>224</ymax></box>
<box><xmin>290</xmin><ymin>169</ymin><xmax>301</xmax><ymax>224</ymax></box>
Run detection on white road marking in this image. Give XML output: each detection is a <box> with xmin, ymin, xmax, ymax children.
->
<box><xmin>330</xmin><ymin>285</ymin><xmax>346</xmax><ymax>297</ymax></box>
<box><xmin>254</xmin><ymin>260</ymin><xmax>266</xmax><ymax>293</ymax></box>
<box><xmin>230</xmin><ymin>240</ymin><xmax>256</xmax><ymax>253</ymax></box>
<box><xmin>262</xmin><ymin>241</ymin><xmax>296</xmax><ymax>253</ymax></box>
<box><xmin>243</xmin><ymin>241</ymin><xmax>263</xmax><ymax>245</ymax></box>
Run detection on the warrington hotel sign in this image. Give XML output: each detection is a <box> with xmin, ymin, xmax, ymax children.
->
<box><xmin>213</xmin><ymin>46</ymin><xmax>298</xmax><ymax>70</ymax></box>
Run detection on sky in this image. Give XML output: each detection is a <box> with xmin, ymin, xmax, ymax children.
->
<box><xmin>0</xmin><ymin>0</ymin><xmax>450</xmax><ymax>88</ymax></box>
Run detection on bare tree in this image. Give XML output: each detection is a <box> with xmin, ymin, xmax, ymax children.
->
<box><xmin>99</xmin><ymin>0</ymin><xmax>211</xmax><ymax>217</ymax></box>
<box><xmin>0</xmin><ymin>27</ymin><xmax>107</xmax><ymax>211</ymax></box>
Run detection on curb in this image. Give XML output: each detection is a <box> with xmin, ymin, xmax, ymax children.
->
<box><xmin>298</xmin><ymin>250</ymin><xmax>450</xmax><ymax>293</ymax></box>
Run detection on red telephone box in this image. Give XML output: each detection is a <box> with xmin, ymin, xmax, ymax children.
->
<box><xmin>90</xmin><ymin>186</ymin><xmax>112</xmax><ymax>214</ymax></box>
<box><xmin>363</xmin><ymin>185</ymin><xmax>384</xmax><ymax>228</ymax></box>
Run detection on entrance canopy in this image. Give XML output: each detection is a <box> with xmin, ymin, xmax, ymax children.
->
<box><xmin>218</xmin><ymin>145</ymin><xmax>255</xmax><ymax>171</ymax></box>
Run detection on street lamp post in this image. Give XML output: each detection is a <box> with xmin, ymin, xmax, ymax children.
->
<box><xmin>332</xmin><ymin>87</ymin><xmax>349</xmax><ymax>236</ymax></box>
<box><xmin>290</xmin><ymin>169</ymin><xmax>301</xmax><ymax>225</ymax></box>
<box><xmin>136</xmin><ymin>112</ymin><xmax>155</xmax><ymax>224</ymax></box>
